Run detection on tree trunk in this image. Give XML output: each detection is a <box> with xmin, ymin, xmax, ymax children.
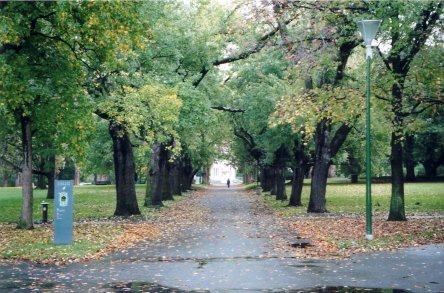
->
<box><xmin>3</xmin><ymin>177</ymin><xmax>8</xmax><ymax>187</ymax></box>
<box><xmin>308</xmin><ymin>120</ymin><xmax>351</xmax><ymax>213</ymax></box>
<box><xmin>161</xmin><ymin>148</ymin><xmax>173</xmax><ymax>201</ymax></box>
<box><xmin>150</xmin><ymin>141</ymin><xmax>164</xmax><ymax>206</ymax></box>
<box><xmin>74</xmin><ymin>163</ymin><xmax>81</xmax><ymax>185</ymax></box>
<box><xmin>289</xmin><ymin>138</ymin><xmax>306</xmax><ymax>206</ymax></box>
<box><xmin>15</xmin><ymin>173</ymin><xmax>22</xmax><ymax>187</ymax></box>
<box><xmin>37</xmin><ymin>174</ymin><xmax>46</xmax><ymax>189</ymax></box>
<box><xmin>351</xmin><ymin>174</ymin><xmax>358</xmax><ymax>183</ymax></box>
<box><xmin>260</xmin><ymin>166</ymin><xmax>273</xmax><ymax>192</ymax></box>
<box><xmin>180</xmin><ymin>156</ymin><xmax>194</xmax><ymax>191</ymax></box>
<box><xmin>388</xmin><ymin>81</ymin><xmax>407</xmax><ymax>221</ymax></box>
<box><xmin>289</xmin><ymin>166</ymin><xmax>304</xmax><ymax>206</ymax></box>
<box><xmin>46</xmin><ymin>155</ymin><xmax>56</xmax><ymax>199</ymax></box>
<box><xmin>275</xmin><ymin>167</ymin><xmax>287</xmax><ymax>201</ymax></box>
<box><xmin>423</xmin><ymin>161</ymin><xmax>437</xmax><ymax>179</ymax></box>
<box><xmin>18</xmin><ymin>116</ymin><xmax>33</xmax><ymax>229</ymax></box>
<box><xmin>308</xmin><ymin>120</ymin><xmax>330</xmax><ymax>213</ymax></box>
<box><xmin>270</xmin><ymin>167</ymin><xmax>277</xmax><ymax>196</ymax></box>
<box><xmin>201</xmin><ymin>166</ymin><xmax>210</xmax><ymax>185</ymax></box>
<box><xmin>169</xmin><ymin>161</ymin><xmax>181</xmax><ymax>196</ymax></box>
<box><xmin>109</xmin><ymin>123</ymin><xmax>140</xmax><ymax>216</ymax></box>
<box><xmin>36</xmin><ymin>158</ymin><xmax>46</xmax><ymax>189</ymax></box>
<box><xmin>144</xmin><ymin>164</ymin><xmax>152</xmax><ymax>206</ymax></box>
<box><xmin>47</xmin><ymin>170</ymin><xmax>55</xmax><ymax>199</ymax></box>
<box><xmin>388</xmin><ymin>132</ymin><xmax>406</xmax><ymax>221</ymax></box>
<box><xmin>404</xmin><ymin>134</ymin><xmax>416</xmax><ymax>182</ymax></box>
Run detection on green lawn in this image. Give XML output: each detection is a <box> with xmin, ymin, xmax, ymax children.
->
<box><xmin>263</xmin><ymin>180</ymin><xmax>444</xmax><ymax>216</ymax></box>
<box><xmin>0</xmin><ymin>184</ymin><xmax>180</xmax><ymax>223</ymax></box>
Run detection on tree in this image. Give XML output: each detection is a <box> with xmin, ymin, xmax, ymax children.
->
<box><xmin>271</xmin><ymin>1</ymin><xmax>365</xmax><ymax>213</ymax></box>
<box><xmin>1</xmin><ymin>2</ymin><xmax>90</xmax><ymax>228</ymax></box>
<box><xmin>371</xmin><ymin>1</ymin><xmax>443</xmax><ymax>220</ymax></box>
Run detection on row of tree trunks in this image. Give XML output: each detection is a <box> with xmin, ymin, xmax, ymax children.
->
<box><xmin>146</xmin><ymin>142</ymin><xmax>197</xmax><ymax>207</ymax></box>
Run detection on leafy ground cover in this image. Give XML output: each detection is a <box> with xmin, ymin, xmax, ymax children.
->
<box><xmin>272</xmin><ymin>214</ymin><xmax>444</xmax><ymax>259</ymax></box>
<box><xmin>0</xmin><ymin>184</ymin><xmax>186</xmax><ymax>263</ymax></box>
<box><xmin>262</xmin><ymin>180</ymin><xmax>444</xmax><ymax>259</ymax></box>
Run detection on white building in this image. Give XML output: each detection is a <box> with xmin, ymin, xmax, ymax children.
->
<box><xmin>210</xmin><ymin>160</ymin><xmax>236</xmax><ymax>184</ymax></box>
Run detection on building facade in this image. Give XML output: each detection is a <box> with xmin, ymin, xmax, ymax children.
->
<box><xmin>209</xmin><ymin>160</ymin><xmax>236</xmax><ymax>184</ymax></box>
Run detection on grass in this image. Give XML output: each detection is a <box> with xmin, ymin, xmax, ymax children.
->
<box><xmin>263</xmin><ymin>180</ymin><xmax>444</xmax><ymax>216</ymax></box>
<box><xmin>0</xmin><ymin>184</ymin><xmax>185</xmax><ymax>262</ymax></box>
<box><xmin>0</xmin><ymin>223</ymin><xmax>122</xmax><ymax>261</ymax></box>
<box><xmin>0</xmin><ymin>184</ymin><xmax>185</xmax><ymax>223</ymax></box>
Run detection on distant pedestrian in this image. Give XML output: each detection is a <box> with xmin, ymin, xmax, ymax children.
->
<box><xmin>227</xmin><ymin>178</ymin><xmax>230</xmax><ymax>188</ymax></box>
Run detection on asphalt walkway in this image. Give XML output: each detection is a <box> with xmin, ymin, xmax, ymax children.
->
<box><xmin>0</xmin><ymin>186</ymin><xmax>443</xmax><ymax>292</ymax></box>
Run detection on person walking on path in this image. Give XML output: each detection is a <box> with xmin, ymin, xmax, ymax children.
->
<box><xmin>227</xmin><ymin>178</ymin><xmax>230</xmax><ymax>188</ymax></box>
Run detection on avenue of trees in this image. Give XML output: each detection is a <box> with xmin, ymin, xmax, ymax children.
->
<box><xmin>0</xmin><ymin>1</ymin><xmax>442</xmax><ymax>228</ymax></box>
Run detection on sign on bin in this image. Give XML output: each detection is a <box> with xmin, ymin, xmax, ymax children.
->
<box><xmin>54</xmin><ymin>180</ymin><xmax>73</xmax><ymax>245</ymax></box>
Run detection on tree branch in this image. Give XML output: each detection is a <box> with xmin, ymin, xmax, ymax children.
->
<box><xmin>377</xmin><ymin>46</ymin><xmax>392</xmax><ymax>71</ymax></box>
<box><xmin>211</xmin><ymin>106</ymin><xmax>245</xmax><ymax>113</ymax></box>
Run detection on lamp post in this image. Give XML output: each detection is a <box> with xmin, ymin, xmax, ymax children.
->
<box><xmin>357</xmin><ymin>20</ymin><xmax>381</xmax><ymax>241</ymax></box>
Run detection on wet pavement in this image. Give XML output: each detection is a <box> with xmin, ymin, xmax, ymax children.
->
<box><xmin>0</xmin><ymin>186</ymin><xmax>443</xmax><ymax>292</ymax></box>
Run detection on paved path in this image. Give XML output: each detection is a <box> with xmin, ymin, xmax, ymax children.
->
<box><xmin>0</xmin><ymin>186</ymin><xmax>443</xmax><ymax>292</ymax></box>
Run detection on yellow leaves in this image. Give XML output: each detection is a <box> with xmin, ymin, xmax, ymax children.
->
<box><xmin>270</xmin><ymin>84</ymin><xmax>364</xmax><ymax>138</ymax></box>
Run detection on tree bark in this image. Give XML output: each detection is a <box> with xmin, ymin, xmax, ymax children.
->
<box><xmin>388</xmin><ymin>81</ymin><xmax>407</xmax><ymax>221</ymax></box>
<box><xmin>260</xmin><ymin>166</ymin><xmax>273</xmax><ymax>192</ymax></box>
<box><xmin>308</xmin><ymin>120</ymin><xmax>330</xmax><ymax>213</ymax></box>
<box><xmin>275</xmin><ymin>167</ymin><xmax>287</xmax><ymax>201</ymax></box>
<box><xmin>201</xmin><ymin>166</ymin><xmax>210</xmax><ymax>185</ymax></box>
<box><xmin>289</xmin><ymin>167</ymin><xmax>304</xmax><ymax>206</ymax></box>
<box><xmin>423</xmin><ymin>162</ymin><xmax>438</xmax><ymax>179</ymax></box>
<box><xmin>270</xmin><ymin>167</ymin><xmax>277</xmax><ymax>196</ymax></box>
<box><xmin>388</xmin><ymin>132</ymin><xmax>406</xmax><ymax>221</ymax></box>
<box><xmin>308</xmin><ymin>120</ymin><xmax>351</xmax><ymax>213</ymax></box>
<box><xmin>144</xmin><ymin>164</ymin><xmax>152</xmax><ymax>206</ymax></box>
<box><xmin>169</xmin><ymin>161</ymin><xmax>181</xmax><ymax>196</ymax></box>
<box><xmin>74</xmin><ymin>163</ymin><xmax>81</xmax><ymax>185</ymax></box>
<box><xmin>36</xmin><ymin>157</ymin><xmax>46</xmax><ymax>189</ymax></box>
<box><xmin>180</xmin><ymin>155</ymin><xmax>195</xmax><ymax>191</ymax></box>
<box><xmin>161</xmin><ymin>148</ymin><xmax>174</xmax><ymax>201</ymax></box>
<box><xmin>46</xmin><ymin>155</ymin><xmax>56</xmax><ymax>199</ymax></box>
<box><xmin>289</xmin><ymin>139</ymin><xmax>306</xmax><ymax>206</ymax></box>
<box><xmin>15</xmin><ymin>173</ymin><xmax>22</xmax><ymax>187</ymax></box>
<box><xmin>404</xmin><ymin>134</ymin><xmax>416</xmax><ymax>182</ymax></box>
<box><xmin>150</xmin><ymin>141</ymin><xmax>164</xmax><ymax>206</ymax></box>
<box><xmin>274</xmin><ymin>146</ymin><xmax>288</xmax><ymax>201</ymax></box>
<box><xmin>109</xmin><ymin>123</ymin><xmax>140</xmax><ymax>216</ymax></box>
<box><xmin>18</xmin><ymin>116</ymin><xmax>33</xmax><ymax>229</ymax></box>
<box><xmin>351</xmin><ymin>174</ymin><xmax>358</xmax><ymax>183</ymax></box>
<box><xmin>47</xmin><ymin>169</ymin><xmax>55</xmax><ymax>199</ymax></box>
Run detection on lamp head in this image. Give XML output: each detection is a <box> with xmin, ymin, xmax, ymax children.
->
<box><xmin>357</xmin><ymin>20</ymin><xmax>382</xmax><ymax>46</ymax></box>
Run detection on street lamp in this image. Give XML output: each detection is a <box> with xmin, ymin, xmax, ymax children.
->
<box><xmin>357</xmin><ymin>19</ymin><xmax>381</xmax><ymax>241</ymax></box>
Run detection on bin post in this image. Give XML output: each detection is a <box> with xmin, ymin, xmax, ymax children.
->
<box><xmin>41</xmin><ymin>201</ymin><xmax>49</xmax><ymax>224</ymax></box>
